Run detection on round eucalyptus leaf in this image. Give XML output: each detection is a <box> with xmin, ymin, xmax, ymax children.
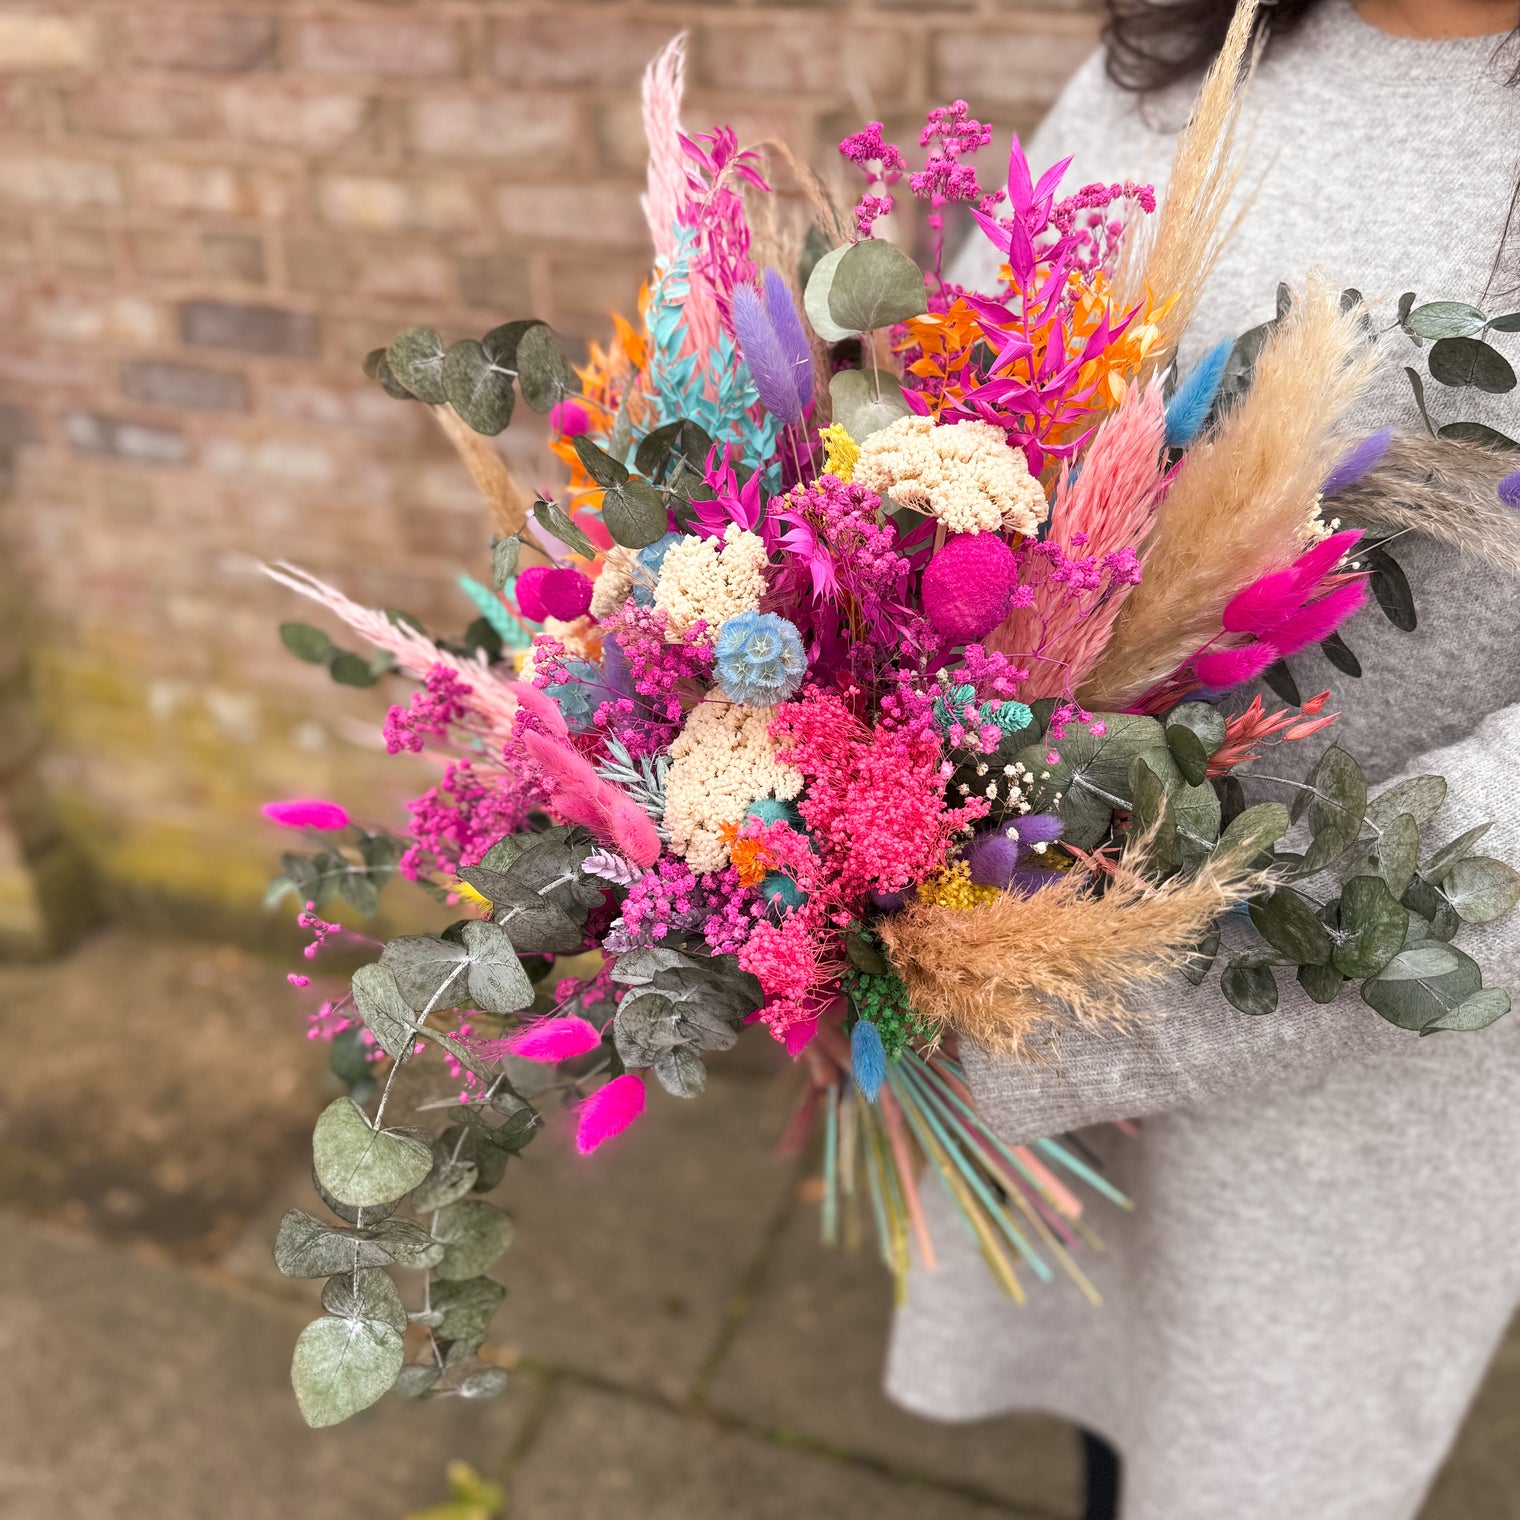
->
<box><xmin>1372</xmin><ymin>812</ymin><xmax>1420</xmax><ymax>899</ymax></box>
<box><xmin>653</xmin><ymin>1044</ymin><xmax>708</xmax><ymax>1099</ymax></box>
<box><xmin>1221</xmin><ymin>959</ymin><xmax>1278</xmax><ymax>1015</ymax></box>
<box><xmin>458</xmin><ymin>1365</ymin><xmax>510</xmax><ymax>1400</ymax></box>
<box><xmin>395</xmin><ymin>1363</ymin><xmax>442</xmax><ymax>1399</ymax></box>
<box><xmin>1297</xmin><ymin>961</ymin><xmax>1345</xmax><ymax>1004</ymax></box>
<box><xmin>516</xmin><ymin>323</ymin><xmax>577</xmax><ymax>412</ymax></box>
<box><xmin>350</xmin><ymin>962</ymin><xmax>418</xmax><ymax>1062</ymax></box>
<box><xmin>1423</xmin><ymin>986</ymin><xmax>1512</xmax><ymax>1034</ymax></box>
<box><xmin>1422</xmin><ymin>822</ymin><xmax>1493</xmax><ymax>885</ymax></box>
<box><xmin>491</xmin><ymin>536</ymin><xmax>520</xmax><ymax>590</ymax></box>
<box><xmin>1298</xmin><ymin>746</ymin><xmax>1367</xmax><ymax>872</ymax></box>
<box><xmin>291</xmin><ymin>1311</ymin><xmax>404</xmax><ymax>1428</ymax></box>
<box><xmin>387</xmin><ymin>326</ymin><xmax>448</xmax><ymax>405</ymax></box>
<box><xmin>279</xmin><ymin>621</ymin><xmax>333</xmax><ymax>664</ymax></box>
<box><xmin>433</xmin><ymin>1199</ymin><xmax>515</xmax><ymax>1281</ymax></box>
<box><xmin>431</xmin><ymin>1275</ymin><xmax>507</xmax><ymax>1347</ymax></box>
<box><xmin>1181</xmin><ymin>929</ymin><xmax>1220</xmax><ymax>986</ymax></box>
<box><xmin>1437</xmin><ymin>421</ymin><xmax>1519</xmax><ymax>450</ymax></box>
<box><xmin>1164</xmin><ymin>703</ymin><xmax>1227</xmax><ymax>786</ymax></box>
<box><xmin>570</xmin><ymin>433</ymin><xmax>629</xmax><ymax>489</ymax></box>
<box><xmin>1366</xmin><ymin>773</ymin><xmax>1446</xmax><ymax>831</ymax></box>
<box><xmin>312</xmin><ymin>1097</ymin><xmax>434</xmax><ymax>1208</ymax></box>
<box><xmin>803</xmin><ymin>243</ymin><xmax>855</xmax><ymax>342</ymax></box>
<box><xmin>329</xmin><ymin>651</ymin><xmax>378</xmax><ymax>688</ymax></box>
<box><xmin>364</xmin><ymin>347</ymin><xmax>416</xmax><ymax>401</ymax></box>
<box><xmin>827</xmin><ymin>238</ymin><xmax>929</xmax><ymax>332</ymax></box>
<box><xmin>1404</xmin><ymin>301</ymin><xmax>1488</xmax><ymax>340</ymax></box>
<box><xmin>1249</xmin><ymin>887</ymin><xmax>1333</xmax><ymax>965</ymax></box>
<box><xmin>411</xmin><ymin>1144</ymin><xmax>481</xmax><ymax>1213</ymax></box>
<box><xmin>1428</xmin><ymin>336</ymin><xmax>1517</xmax><ymax>394</ymax></box>
<box><xmin>1216</xmin><ymin>802</ymin><xmax>1291</xmax><ymax>860</ymax></box>
<box><xmin>1331</xmin><ymin>873</ymin><xmax>1408</xmax><ymax>978</ymax></box>
<box><xmin>1443</xmin><ymin>856</ymin><xmax>1520</xmax><ymax>924</ymax></box>
<box><xmin>443</xmin><ymin>339</ymin><xmax>515</xmax><ymax>435</ymax></box>
<box><xmin>602</xmin><ymin>478</ymin><xmax>669</xmax><ymax>550</ymax></box>
<box><xmin>322</xmin><ymin>1268</ymin><xmax>408</xmax><ymax>1336</ymax></box>
<box><xmin>1361</xmin><ymin>940</ymin><xmax>1480</xmax><ymax>1030</ymax></box>
<box><xmin>844</xmin><ymin>932</ymin><xmax>889</xmax><ymax>976</ymax></box>
<box><xmin>531</xmin><ymin>496</ymin><xmax>596</xmax><ymax>560</ymax></box>
<box><xmin>827</xmin><ymin>368</ymin><xmax>911</xmax><ymax>441</ymax></box>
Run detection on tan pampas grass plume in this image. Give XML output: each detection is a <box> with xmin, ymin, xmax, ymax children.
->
<box><xmin>880</xmin><ymin>838</ymin><xmax>1274</xmax><ymax>1059</ymax></box>
<box><xmin>1116</xmin><ymin>0</ymin><xmax>1262</xmax><ymax>375</ymax></box>
<box><xmin>1339</xmin><ymin>434</ymin><xmax>1520</xmax><ymax>581</ymax></box>
<box><xmin>1078</xmin><ymin>278</ymin><xmax>1378</xmax><ymax>710</ymax></box>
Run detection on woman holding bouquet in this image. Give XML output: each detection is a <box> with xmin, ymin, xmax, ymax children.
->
<box><xmin>891</xmin><ymin>1</ymin><xmax>1520</xmax><ymax>1517</ymax></box>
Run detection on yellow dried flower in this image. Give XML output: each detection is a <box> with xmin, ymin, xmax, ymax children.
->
<box><xmin>819</xmin><ymin>423</ymin><xmax>859</xmax><ymax>483</ymax></box>
<box><xmin>917</xmin><ymin>859</ymin><xmax>999</xmax><ymax>911</ymax></box>
<box><xmin>855</xmin><ymin>414</ymin><xmax>1046</xmax><ymax>536</ymax></box>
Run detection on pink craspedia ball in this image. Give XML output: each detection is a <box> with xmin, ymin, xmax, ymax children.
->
<box><xmin>515</xmin><ymin>565</ymin><xmax>551</xmax><ymax>622</ymax></box>
<box><xmin>539</xmin><ymin>567</ymin><xmax>593</xmax><ymax>621</ymax></box>
<box><xmin>922</xmin><ymin>532</ymin><xmax>1018</xmax><ymax>644</ymax></box>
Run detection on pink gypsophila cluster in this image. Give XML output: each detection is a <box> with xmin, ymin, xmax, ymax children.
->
<box><xmin>399</xmin><ymin>759</ymin><xmax>546</xmax><ymax>880</ymax></box>
<box><xmin>738</xmin><ymin>913</ymin><xmax>830</xmax><ymax>1045</ymax></box>
<box><xmin>612</xmin><ymin>855</ymin><xmax>763</xmax><ymax>955</ymax></box>
<box><xmin>594</xmin><ymin>604</ymin><xmax>713</xmax><ymax>757</ymax></box>
<box><xmin>1050</xmin><ymin>180</ymin><xmax>1157</xmax><ymax>277</ymax></box>
<box><xmin>384</xmin><ymin>664</ymin><xmax>473</xmax><ymax>754</ymax></box>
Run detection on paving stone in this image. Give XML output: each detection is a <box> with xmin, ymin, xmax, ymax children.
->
<box><xmin>0</xmin><ymin>931</ymin><xmax>329</xmax><ymax>1258</ymax></box>
<box><xmin>485</xmin><ymin>1059</ymin><xmax>801</xmax><ymax>1401</ymax></box>
<box><xmin>0</xmin><ymin>1214</ymin><xmax>534</xmax><ymax>1520</ymax></box>
<box><xmin>511</xmin><ymin>1384</ymin><xmax>1026</xmax><ymax>1520</ymax></box>
<box><xmin>1419</xmin><ymin>1313</ymin><xmax>1520</xmax><ymax>1520</ymax></box>
<box><xmin>707</xmin><ymin>1207</ymin><xmax>1082</xmax><ymax>1516</ymax></box>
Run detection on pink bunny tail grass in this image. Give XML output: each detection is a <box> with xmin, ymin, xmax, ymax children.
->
<box><xmin>641</xmin><ymin>34</ymin><xmax>688</xmax><ymax>262</ymax></box>
<box><xmin>576</xmin><ymin>1074</ymin><xmax>647</xmax><ymax>1154</ymax></box>
<box><xmin>782</xmin><ymin>1015</ymin><xmax>819</xmax><ymax>1057</ymax></box>
<box><xmin>262</xmin><ymin>799</ymin><xmax>349</xmax><ymax>831</ymax></box>
<box><xmin>1192</xmin><ymin>641</ymin><xmax>1279</xmax><ymax>690</ymax></box>
<box><xmin>262</xmin><ymin>561</ymin><xmax>566</xmax><ymax>746</ymax></box>
<box><xmin>1270</xmin><ymin>579</ymin><xmax>1369</xmax><ymax>657</ymax></box>
<box><xmin>492</xmin><ymin>1015</ymin><xmax>603</xmax><ymax>1064</ymax></box>
<box><xmin>519</xmin><ymin>729</ymin><xmax>662</xmax><ymax>866</ymax></box>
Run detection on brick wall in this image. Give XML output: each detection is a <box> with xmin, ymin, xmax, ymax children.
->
<box><xmin>0</xmin><ymin>0</ymin><xmax>1098</xmax><ymax>948</ymax></box>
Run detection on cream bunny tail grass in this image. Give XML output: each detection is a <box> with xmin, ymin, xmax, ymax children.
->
<box><xmin>1340</xmin><ymin>433</ymin><xmax>1520</xmax><ymax>581</ymax></box>
<box><xmin>1077</xmin><ymin>278</ymin><xmax>1378</xmax><ymax>711</ymax></box>
<box><xmin>879</xmin><ymin>838</ymin><xmax>1274</xmax><ymax>1060</ymax></box>
<box><xmin>1117</xmin><ymin>0</ymin><xmax>1262</xmax><ymax>373</ymax></box>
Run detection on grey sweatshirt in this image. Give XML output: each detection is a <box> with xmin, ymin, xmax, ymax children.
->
<box><xmin>886</xmin><ymin>7</ymin><xmax>1520</xmax><ymax>1518</ymax></box>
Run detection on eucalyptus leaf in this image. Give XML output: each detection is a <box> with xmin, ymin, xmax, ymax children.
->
<box><xmin>1216</xmin><ymin>802</ymin><xmax>1291</xmax><ymax>860</ymax></box>
<box><xmin>1320</xmin><ymin>630</ymin><xmax>1361</xmax><ymax>678</ymax></box>
<box><xmin>443</xmin><ymin>339</ymin><xmax>515</xmax><ymax>435</ymax></box>
<box><xmin>1364</xmin><ymin>546</ymin><xmax>1417</xmax><ymax>632</ymax></box>
<box><xmin>1443</xmin><ymin>856</ymin><xmax>1520</xmax><ymax>924</ymax></box>
<box><xmin>1404</xmin><ymin>301</ymin><xmax>1488</xmax><ymax>340</ymax></box>
<box><xmin>652</xmin><ymin>1044</ymin><xmax>708</xmax><ymax>1099</ymax></box>
<box><xmin>280</xmin><ymin>621</ymin><xmax>333</xmax><ymax>664</ymax></box>
<box><xmin>1297</xmin><ymin>961</ymin><xmax>1345</xmax><ymax>1004</ymax></box>
<box><xmin>571</xmin><ymin>434</ymin><xmax>629</xmax><ymax>490</ymax></box>
<box><xmin>1423</xmin><ymin>986</ymin><xmax>1511</xmax><ymax>1033</ymax></box>
<box><xmin>1261</xmin><ymin>658</ymin><xmax>1302</xmax><ymax>707</ymax></box>
<box><xmin>1019</xmin><ymin>713</ymin><xmax>1168</xmax><ymax>851</ymax></box>
<box><xmin>828</xmin><ymin>368</ymin><xmax>911</xmax><ymax>441</ymax></box>
<box><xmin>602</xmin><ymin>478</ymin><xmax>669</xmax><ymax>550</ymax></box>
<box><xmin>387</xmin><ymin>327</ymin><xmax>449</xmax><ymax>405</ymax></box>
<box><xmin>828</xmin><ymin>239</ymin><xmax>929</xmax><ymax>331</ymax></box>
<box><xmin>291</xmin><ymin>1310</ymin><xmax>404</xmax><ymax>1428</ymax></box>
<box><xmin>492</xmin><ymin>537</ymin><xmax>520</xmax><ymax>591</ymax></box>
<box><xmin>636</xmin><ymin>418</ymin><xmax>714</xmax><ymax>483</ymax></box>
<box><xmin>803</xmin><ymin>243</ymin><xmax>855</xmax><ymax>342</ymax></box>
<box><xmin>1401</xmin><ymin>875</ymin><xmax>1462</xmax><ymax>942</ymax></box>
<box><xmin>1127</xmin><ymin>756</ymin><xmax>1176</xmax><ymax>870</ymax></box>
<box><xmin>329</xmin><ymin>651</ymin><xmax>379</xmax><ymax>688</ymax></box>
<box><xmin>1332</xmin><ymin>874</ymin><xmax>1408</xmax><ymax>978</ymax></box>
<box><xmin>431</xmin><ymin>1276</ymin><xmax>507</xmax><ymax>1348</ymax></box>
<box><xmin>364</xmin><ymin>347</ymin><xmax>415</xmax><ymax>401</ymax></box>
<box><xmin>515</xmin><ymin>322</ymin><xmax>576</xmax><ymax>412</ymax></box>
<box><xmin>1372</xmin><ymin>812</ymin><xmax>1420</xmax><ymax>899</ymax></box>
<box><xmin>1221</xmin><ymin>959</ymin><xmax>1279</xmax><ymax>1015</ymax></box>
<box><xmin>1428</xmin><ymin>336</ymin><xmax>1516</xmax><ymax>393</ymax></box>
<box><xmin>1422</xmin><ymin>822</ymin><xmax>1493</xmax><ymax>884</ymax></box>
<box><xmin>380</xmin><ymin>923</ymin><xmax>534</xmax><ymax>1017</ymax></box>
<box><xmin>322</xmin><ymin>1268</ymin><xmax>408</xmax><ymax>1336</ymax></box>
<box><xmin>481</xmin><ymin>318</ymin><xmax>541</xmax><ymax>370</ymax></box>
<box><xmin>411</xmin><ymin>1145</ymin><xmax>480</xmax><ymax>1212</ymax></box>
<box><xmin>1438</xmin><ymin>421</ymin><xmax>1520</xmax><ymax>450</ymax></box>
<box><xmin>312</xmin><ymin>1097</ymin><xmax>435</xmax><ymax>1209</ymax></box>
<box><xmin>458</xmin><ymin>1365</ymin><xmax>511</xmax><ymax>1399</ymax></box>
<box><xmin>1362</xmin><ymin>940</ymin><xmax>1481</xmax><ymax>1030</ymax></box>
<box><xmin>433</xmin><ymin>1200</ymin><xmax>515</xmax><ymax>1281</ymax></box>
<box><xmin>1181</xmin><ymin>929</ymin><xmax>1220</xmax><ymax>986</ymax></box>
<box><xmin>1250</xmin><ymin>888</ymin><xmax>1334</xmax><ymax>965</ymax></box>
<box><xmin>1299</xmin><ymin>746</ymin><xmax>1367</xmax><ymax>872</ymax></box>
<box><xmin>350</xmin><ymin>963</ymin><xmax>417</xmax><ymax>1062</ymax></box>
<box><xmin>531</xmin><ymin>496</ymin><xmax>595</xmax><ymax>559</ymax></box>
<box><xmin>337</xmin><ymin>866</ymin><xmax>380</xmax><ymax>915</ymax></box>
<box><xmin>1164</xmin><ymin>703</ymin><xmax>1227</xmax><ymax>786</ymax></box>
<box><xmin>1366</xmin><ymin>774</ymin><xmax>1446</xmax><ymax>831</ymax></box>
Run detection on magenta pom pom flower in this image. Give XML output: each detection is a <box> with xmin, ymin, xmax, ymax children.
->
<box><xmin>539</xmin><ymin>567</ymin><xmax>594</xmax><ymax>622</ymax></box>
<box><xmin>921</xmin><ymin>532</ymin><xmax>1019</xmax><ymax>645</ymax></box>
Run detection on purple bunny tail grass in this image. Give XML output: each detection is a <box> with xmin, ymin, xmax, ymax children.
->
<box><xmin>761</xmin><ymin>266</ymin><xmax>814</xmax><ymax>414</ymax></box>
<box><xmin>1322</xmin><ymin>427</ymin><xmax>1393</xmax><ymax>496</ymax></box>
<box><xmin>731</xmin><ymin>281</ymin><xmax>802</xmax><ymax>426</ymax></box>
<box><xmin>1500</xmin><ymin>469</ymin><xmax>1520</xmax><ymax>510</ymax></box>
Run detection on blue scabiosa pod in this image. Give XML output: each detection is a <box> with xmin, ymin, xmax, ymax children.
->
<box><xmin>713</xmin><ymin>610</ymin><xmax>807</xmax><ymax>705</ymax></box>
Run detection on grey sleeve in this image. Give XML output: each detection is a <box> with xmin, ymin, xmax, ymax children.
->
<box><xmin>964</xmin><ymin>704</ymin><xmax>1520</xmax><ymax>1146</ymax></box>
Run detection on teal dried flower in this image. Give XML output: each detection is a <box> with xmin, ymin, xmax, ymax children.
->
<box><xmin>713</xmin><ymin>610</ymin><xmax>806</xmax><ymax>705</ymax></box>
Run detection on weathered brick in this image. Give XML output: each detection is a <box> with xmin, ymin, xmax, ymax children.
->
<box><xmin>54</xmin><ymin>223</ymin><xmax>116</xmax><ymax>276</ymax></box>
<box><xmin>547</xmin><ymin>253</ymin><xmax>648</xmax><ymax>337</ymax></box>
<box><xmin>283</xmin><ymin>236</ymin><xmax>354</xmax><ymax>295</ymax></box>
<box><xmin>120</xmin><ymin>360</ymin><xmax>249</xmax><ymax>412</ymax></box>
<box><xmin>121</xmin><ymin>12</ymin><xmax>277</xmax><ymax>74</ymax></box>
<box><xmin>132</xmin><ymin>159</ymin><xmax>299</xmax><ymax>221</ymax></box>
<box><xmin>457</xmin><ymin>253</ymin><xmax>531</xmax><ymax>312</ymax></box>
<box><xmin>179</xmin><ymin>300</ymin><xmax>318</xmax><ymax>358</ymax></box>
<box><xmin>317</xmin><ymin>173</ymin><xmax>481</xmax><ymax>234</ymax></box>
<box><xmin>218</xmin><ymin>84</ymin><xmax>372</xmax><ymax>152</ymax></box>
<box><xmin>0</xmin><ymin>403</ymin><xmax>39</xmax><ymax>448</ymax></box>
<box><xmin>0</xmin><ymin>152</ymin><xmax>122</xmax><ymax>210</ymax></box>
<box><xmin>0</xmin><ymin>12</ymin><xmax>97</xmax><ymax>70</ymax></box>
<box><xmin>354</xmin><ymin>246</ymin><xmax>454</xmax><ymax>304</ymax></box>
<box><xmin>491</xmin><ymin>17</ymin><xmax>678</xmax><ymax>88</ymax></box>
<box><xmin>203</xmin><ymin>433</ymin><xmax>340</xmax><ymax>483</ymax></box>
<box><xmin>202</xmin><ymin>233</ymin><xmax>266</xmax><ymax>284</ymax></box>
<box><xmin>695</xmin><ymin>22</ymin><xmax>911</xmax><ymax>96</ymax></box>
<box><xmin>295</xmin><ymin>16</ymin><xmax>461</xmax><ymax>77</ymax></box>
<box><xmin>497</xmin><ymin>184</ymin><xmax>644</xmax><ymax>247</ymax></box>
<box><xmin>0</xmin><ymin>217</ymin><xmax>35</xmax><ymax>271</ymax></box>
<box><xmin>406</xmin><ymin>93</ymin><xmax>581</xmax><ymax>163</ymax></box>
<box><xmin>65</xmin><ymin>413</ymin><xmax>189</xmax><ymax>465</ymax></box>
<box><xmin>0</xmin><ymin>81</ymin><xmax>45</xmax><ymax>135</ymax></box>
<box><xmin>933</xmin><ymin>23</ymin><xmax>1098</xmax><ymax>105</ymax></box>
<box><xmin>129</xmin><ymin>228</ymin><xmax>198</xmax><ymax>280</ymax></box>
<box><xmin>63</xmin><ymin>84</ymin><xmax>213</xmax><ymax>141</ymax></box>
<box><xmin>30</xmin><ymin>291</ymin><xmax>162</xmax><ymax>345</ymax></box>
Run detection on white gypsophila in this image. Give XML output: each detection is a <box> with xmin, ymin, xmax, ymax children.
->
<box><xmin>854</xmin><ymin>414</ymin><xmax>1046</xmax><ymax>536</ymax></box>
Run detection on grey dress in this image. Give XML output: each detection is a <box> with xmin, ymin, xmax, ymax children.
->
<box><xmin>886</xmin><ymin>7</ymin><xmax>1520</xmax><ymax>1518</ymax></box>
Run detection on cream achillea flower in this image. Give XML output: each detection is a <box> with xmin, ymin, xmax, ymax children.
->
<box><xmin>654</xmin><ymin>523</ymin><xmax>767</xmax><ymax>631</ymax></box>
<box><xmin>664</xmin><ymin>697</ymin><xmax>802</xmax><ymax>873</ymax></box>
<box><xmin>588</xmin><ymin>545</ymin><xmax>638</xmax><ymax>620</ymax></box>
<box><xmin>855</xmin><ymin>415</ymin><xmax>1047</xmax><ymax>536</ymax></box>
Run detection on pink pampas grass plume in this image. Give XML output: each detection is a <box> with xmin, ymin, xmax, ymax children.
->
<box><xmin>576</xmin><ymin>1074</ymin><xmax>647</xmax><ymax>1154</ymax></box>
<box><xmin>490</xmin><ymin>1015</ymin><xmax>603</xmax><ymax>1064</ymax></box>
<box><xmin>262</xmin><ymin>799</ymin><xmax>349</xmax><ymax>831</ymax></box>
<box><xmin>642</xmin><ymin>35</ymin><xmax>688</xmax><ymax>262</ymax></box>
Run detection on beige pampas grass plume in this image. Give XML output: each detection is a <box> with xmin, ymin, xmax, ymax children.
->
<box><xmin>1078</xmin><ymin>278</ymin><xmax>1377</xmax><ymax>710</ymax></box>
<box><xmin>880</xmin><ymin>837</ymin><xmax>1273</xmax><ymax>1059</ymax></box>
